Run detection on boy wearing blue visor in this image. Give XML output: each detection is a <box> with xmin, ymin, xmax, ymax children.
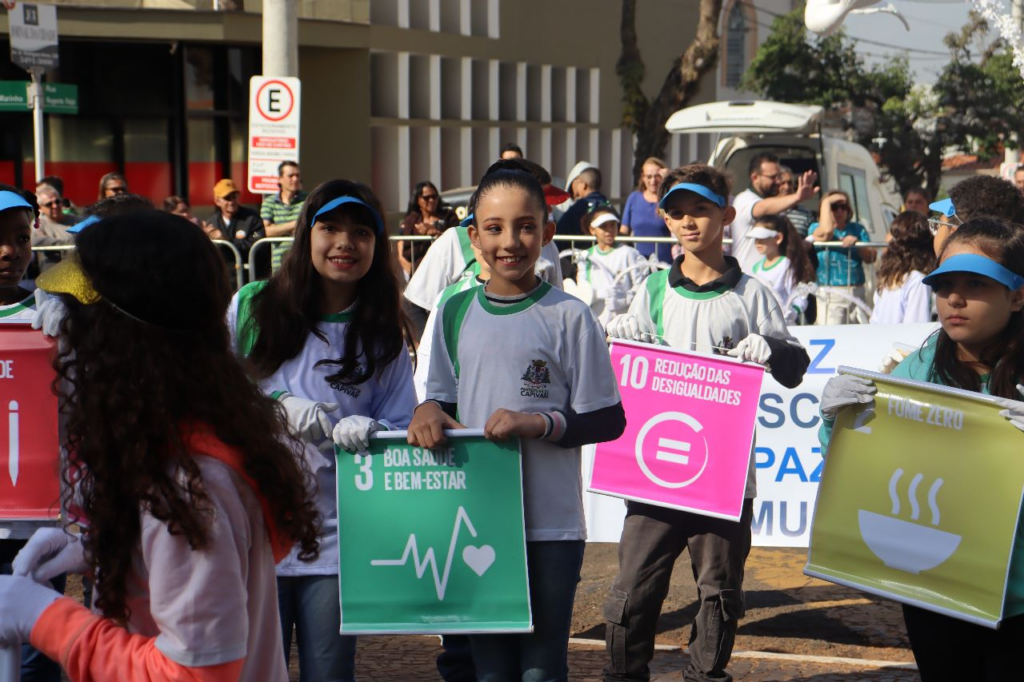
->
<box><xmin>604</xmin><ymin>165</ymin><xmax>809</xmax><ymax>682</ymax></box>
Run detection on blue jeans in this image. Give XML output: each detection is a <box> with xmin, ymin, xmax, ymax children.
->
<box><xmin>0</xmin><ymin>540</ymin><xmax>65</xmax><ymax>682</ymax></box>
<box><xmin>278</xmin><ymin>575</ymin><xmax>357</xmax><ymax>682</ymax></box>
<box><xmin>469</xmin><ymin>540</ymin><xmax>586</xmax><ymax>682</ymax></box>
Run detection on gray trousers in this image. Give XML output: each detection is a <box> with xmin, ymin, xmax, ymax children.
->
<box><xmin>603</xmin><ymin>499</ymin><xmax>754</xmax><ymax>682</ymax></box>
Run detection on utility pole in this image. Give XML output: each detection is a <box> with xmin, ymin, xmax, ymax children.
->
<box><xmin>262</xmin><ymin>0</ymin><xmax>298</xmax><ymax>77</ymax></box>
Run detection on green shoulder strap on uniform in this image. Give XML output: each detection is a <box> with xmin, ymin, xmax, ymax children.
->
<box><xmin>455</xmin><ymin>227</ymin><xmax>477</xmax><ymax>276</ymax></box>
<box><xmin>646</xmin><ymin>270</ymin><xmax>668</xmax><ymax>340</ymax></box>
<box><xmin>441</xmin><ymin>287</ymin><xmax>477</xmax><ymax>381</ymax></box>
<box><xmin>234</xmin><ymin>280</ymin><xmax>269</xmax><ymax>357</ymax></box>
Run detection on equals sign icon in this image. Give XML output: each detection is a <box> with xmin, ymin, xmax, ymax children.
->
<box><xmin>655</xmin><ymin>438</ymin><xmax>691</xmax><ymax>465</ymax></box>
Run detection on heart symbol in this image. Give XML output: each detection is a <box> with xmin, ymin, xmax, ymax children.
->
<box><xmin>462</xmin><ymin>545</ymin><xmax>496</xmax><ymax>577</ymax></box>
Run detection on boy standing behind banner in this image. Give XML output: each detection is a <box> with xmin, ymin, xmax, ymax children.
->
<box><xmin>603</xmin><ymin>165</ymin><xmax>809</xmax><ymax>682</ymax></box>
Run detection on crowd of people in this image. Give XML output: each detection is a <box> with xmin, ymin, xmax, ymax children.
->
<box><xmin>0</xmin><ymin>145</ymin><xmax>1023</xmax><ymax>682</ymax></box>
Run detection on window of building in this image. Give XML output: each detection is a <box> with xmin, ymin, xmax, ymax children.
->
<box><xmin>726</xmin><ymin>2</ymin><xmax>748</xmax><ymax>89</ymax></box>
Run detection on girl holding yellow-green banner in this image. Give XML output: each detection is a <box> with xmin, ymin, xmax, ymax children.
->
<box><xmin>819</xmin><ymin>217</ymin><xmax>1024</xmax><ymax>681</ymax></box>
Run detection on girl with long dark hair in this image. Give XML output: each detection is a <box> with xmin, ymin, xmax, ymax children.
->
<box><xmin>230</xmin><ymin>180</ymin><xmax>416</xmax><ymax>681</ymax></box>
<box><xmin>870</xmin><ymin>211</ymin><xmax>935</xmax><ymax>324</ymax></box>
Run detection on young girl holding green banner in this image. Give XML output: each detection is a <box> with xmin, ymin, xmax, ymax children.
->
<box><xmin>820</xmin><ymin>216</ymin><xmax>1024</xmax><ymax>680</ymax></box>
<box><xmin>409</xmin><ymin>160</ymin><xmax>626</xmax><ymax>682</ymax></box>
<box><xmin>229</xmin><ymin>180</ymin><xmax>417</xmax><ymax>682</ymax></box>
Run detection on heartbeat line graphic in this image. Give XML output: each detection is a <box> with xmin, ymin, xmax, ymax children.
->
<box><xmin>370</xmin><ymin>505</ymin><xmax>478</xmax><ymax>601</ymax></box>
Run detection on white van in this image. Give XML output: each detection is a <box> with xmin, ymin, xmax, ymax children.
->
<box><xmin>665</xmin><ymin>100</ymin><xmax>901</xmax><ymax>241</ymax></box>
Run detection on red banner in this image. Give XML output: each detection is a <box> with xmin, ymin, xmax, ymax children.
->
<box><xmin>0</xmin><ymin>325</ymin><xmax>60</xmax><ymax>520</ymax></box>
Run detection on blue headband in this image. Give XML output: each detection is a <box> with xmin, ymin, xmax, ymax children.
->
<box><xmin>459</xmin><ymin>213</ymin><xmax>474</xmax><ymax>228</ymax></box>
<box><xmin>923</xmin><ymin>253</ymin><xmax>1024</xmax><ymax>291</ymax></box>
<box><xmin>66</xmin><ymin>215</ymin><xmax>101</xmax><ymax>234</ymax></box>
<box><xmin>312</xmin><ymin>196</ymin><xmax>385</xmax><ymax>235</ymax></box>
<box><xmin>659</xmin><ymin>182</ymin><xmax>727</xmax><ymax>209</ymax></box>
<box><xmin>0</xmin><ymin>190</ymin><xmax>31</xmax><ymax>213</ymax></box>
<box><xmin>929</xmin><ymin>198</ymin><xmax>956</xmax><ymax>218</ymax></box>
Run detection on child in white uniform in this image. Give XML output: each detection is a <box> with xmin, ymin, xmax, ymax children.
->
<box><xmin>575</xmin><ymin>205</ymin><xmax>649</xmax><ymax>327</ymax></box>
<box><xmin>748</xmin><ymin>214</ymin><xmax>814</xmax><ymax>324</ymax></box>
<box><xmin>408</xmin><ymin>161</ymin><xmax>626</xmax><ymax>682</ymax></box>
<box><xmin>229</xmin><ymin>181</ymin><xmax>417</xmax><ymax>682</ymax></box>
<box><xmin>870</xmin><ymin>211</ymin><xmax>934</xmax><ymax>324</ymax></box>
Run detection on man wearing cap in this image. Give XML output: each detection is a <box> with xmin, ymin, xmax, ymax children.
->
<box><xmin>557</xmin><ymin>164</ymin><xmax>607</xmax><ymax>236</ymax></box>
<box><xmin>260</xmin><ymin>161</ymin><xmax>307</xmax><ymax>272</ymax></box>
<box><xmin>730</xmin><ymin>153</ymin><xmax>818</xmax><ymax>273</ymax></box>
<box><xmin>206</xmin><ymin>179</ymin><xmax>266</xmax><ymax>278</ymax></box>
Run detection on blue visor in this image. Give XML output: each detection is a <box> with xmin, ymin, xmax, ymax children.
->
<box><xmin>0</xmin><ymin>190</ymin><xmax>32</xmax><ymax>213</ymax></box>
<box><xmin>923</xmin><ymin>253</ymin><xmax>1024</xmax><ymax>291</ymax></box>
<box><xmin>929</xmin><ymin>198</ymin><xmax>956</xmax><ymax>218</ymax></box>
<box><xmin>66</xmin><ymin>215</ymin><xmax>101</xmax><ymax>234</ymax></box>
<box><xmin>459</xmin><ymin>213</ymin><xmax>474</xmax><ymax>228</ymax></box>
<box><xmin>659</xmin><ymin>183</ymin><xmax>727</xmax><ymax>209</ymax></box>
<box><xmin>312</xmin><ymin>196</ymin><xmax>385</xmax><ymax>235</ymax></box>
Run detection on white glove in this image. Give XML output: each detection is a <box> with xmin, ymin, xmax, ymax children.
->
<box><xmin>879</xmin><ymin>345</ymin><xmax>912</xmax><ymax>374</ymax></box>
<box><xmin>0</xmin><ymin>575</ymin><xmax>62</xmax><ymax>645</ymax></box>
<box><xmin>333</xmin><ymin>415</ymin><xmax>386</xmax><ymax>453</ymax></box>
<box><xmin>279</xmin><ymin>394</ymin><xmax>340</xmax><ymax>443</ymax></box>
<box><xmin>605</xmin><ymin>314</ymin><xmax>659</xmax><ymax>344</ymax></box>
<box><xmin>821</xmin><ymin>374</ymin><xmax>877</xmax><ymax>419</ymax></box>
<box><xmin>995</xmin><ymin>384</ymin><xmax>1024</xmax><ymax>433</ymax></box>
<box><xmin>607</xmin><ymin>284</ymin><xmax>630</xmax><ymax>315</ymax></box>
<box><xmin>13</xmin><ymin>528</ymin><xmax>88</xmax><ymax>584</ymax></box>
<box><xmin>31</xmin><ymin>290</ymin><xmax>67</xmax><ymax>338</ymax></box>
<box><xmin>728</xmin><ymin>334</ymin><xmax>773</xmax><ymax>365</ymax></box>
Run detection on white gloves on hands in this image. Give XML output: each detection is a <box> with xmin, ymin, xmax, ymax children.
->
<box><xmin>333</xmin><ymin>415</ymin><xmax>386</xmax><ymax>453</ymax></box>
<box><xmin>13</xmin><ymin>529</ymin><xmax>88</xmax><ymax>585</ymax></box>
<box><xmin>728</xmin><ymin>334</ymin><xmax>773</xmax><ymax>365</ymax></box>
<box><xmin>279</xmin><ymin>394</ymin><xmax>340</xmax><ymax>443</ymax></box>
<box><xmin>31</xmin><ymin>290</ymin><xmax>67</xmax><ymax>338</ymax></box>
<box><xmin>821</xmin><ymin>374</ymin><xmax>877</xmax><ymax>419</ymax></box>
<box><xmin>0</xmin><ymin>575</ymin><xmax>61</xmax><ymax>645</ymax></box>
<box><xmin>995</xmin><ymin>384</ymin><xmax>1024</xmax><ymax>433</ymax></box>
<box><xmin>879</xmin><ymin>344</ymin><xmax>913</xmax><ymax>374</ymax></box>
<box><xmin>606</xmin><ymin>284</ymin><xmax>630</xmax><ymax>315</ymax></box>
<box><xmin>606</xmin><ymin>315</ymin><xmax>659</xmax><ymax>344</ymax></box>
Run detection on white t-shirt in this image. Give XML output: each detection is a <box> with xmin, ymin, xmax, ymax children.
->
<box><xmin>228</xmin><ymin>282</ymin><xmax>417</xmax><ymax>575</ymax></box>
<box><xmin>627</xmin><ymin>269</ymin><xmax>804</xmax><ymax>498</ymax></box>
<box><xmin>426</xmin><ymin>282</ymin><xmax>621</xmax><ymax>541</ymax></box>
<box><xmin>870</xmin><ymin>270</ymin><xmax>932</xmax><ymax>324</ymax></box>
<box><xmin>414</xmin><ymin>273</ymin><xmax>483</xmax><ymax>401</ymax></box>
<box><xmin>728</xmin><ymin>189</ymin><xmax>763</xmax><ymax>274</ymax></box>
<box><xmin>752</xmin><ymin>256</ymin><xmax>807</xmax><ymax>323</ymax></box>
<box><xmin>125</xmin><ymin>455</ymin><xmax>287</xmax><ymax>678</ymax></box>
<box><xmin>0</xmin><ymin>288</ymin><xmax>35</xmax><ymax>323</ymax></box>
<box><xmin>403</xmin><ymin>227</ymin><xmax>562</xmax><ymax>310</ymax></box>
<box><xmin>577</xmin><ymin>244</ymin><xmax>649</xmax><ymax>325</ymax></box>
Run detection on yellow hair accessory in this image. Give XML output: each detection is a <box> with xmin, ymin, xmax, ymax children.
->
<box><xmin>35</xmin><ymin>253</ymin><xmax>102</xmax><ymax>305</ymax></box>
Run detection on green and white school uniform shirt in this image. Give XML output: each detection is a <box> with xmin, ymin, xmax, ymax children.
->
<box><xmin>0</xmin><ymin>287</ymin><xmax>36</xmax><ymax>324</ymax></box>
<box><xmin>426</xmin><ymin>282</ymin><xmax>621</xmax><ymax>541</ymax></box>
<box><xmin>403</xmin><ymin>226</ymin><xmax>562</xmax><ymax>310</ymax></box>
<box><xmin>228</xmin><ymin>281</ymin><xmax>417</xmax><ymax>577</ymax></box>
<box><xmin>577</xmin><ymin>244</ymin><xmax>649</xmax><ymax>326</ymax></box>
<box><xmin>752</xmin><ymin>256</ymin><xmax>807</xmax><ymax>323</ymax></box>
<box><xmin>627</xmin><ymin>256</ymin><xmax>809</xmax><ymax>498</ymax></box>
<box><xmin>414</xmin><ymin>272</ymin><xmax>484</xmax><ymax>401</ymax></box>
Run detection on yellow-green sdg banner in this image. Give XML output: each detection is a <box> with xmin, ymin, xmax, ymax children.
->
<box><xmin>806</xmin><ymin>367</ymin><xmax>1024</xmax><ymax>627</ymax></box>
<box><xmin>336</xmin><ymin>430</ymin><xmax>532</xmax><ymax>634</ymax></box>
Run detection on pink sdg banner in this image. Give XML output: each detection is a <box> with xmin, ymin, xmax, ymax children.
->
<box><xmin>590</xmin><ymin>340</ymin><xmax>765</xmax><ymax>521</ymax></box>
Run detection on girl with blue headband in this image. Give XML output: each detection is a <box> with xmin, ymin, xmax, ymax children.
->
<box><xmin>228</xmin><ymin>180</ymin><xmax>417</xmax><ymax>681</ymax></box>
<box><xmin>820</xmin><ymin>216</ymin><xmax>1024</xmax><ymax>680</ymax></box>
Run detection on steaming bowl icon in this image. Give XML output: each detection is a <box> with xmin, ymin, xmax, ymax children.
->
<box><xmin>858</xmin><ymin>510</ymin><xmax>962</xmax><ymax>574</ymax></box>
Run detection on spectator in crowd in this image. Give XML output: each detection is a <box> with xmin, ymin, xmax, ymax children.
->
<box><xmin>731</xmin><ymin>152</ymin><xmax>818</xmax><ymax>273</ymax></box>
<box><xmin>37</xmin><ymin>175</ymin><xmax>75</xmax><ymax>216</ymax></box>
<box><xmin>398</xmin><ymin>181</ymin><xmax>457</xmax><ymax>277</ymax></box>
<box><xmin>904</xmin><ymin>187</ymin><xmax>931</xmax><ymax>214</ymax></box>
<box><xmin>260</xmin><ymin>161</ymin><xmax>307</xmax><ymax>271</ymax></box>
<box><xmin>557</xmin><ymin>165</ymin><xmax>607</xmax><ymax>235</ymax></box>
<box><xmin>500</xmin><ymin>142</ymin><xmax>524</xmax><ymax>160</ymax></box>
<box><xmin>32</xmin><ymin>184</ymin><xmax>78</xmax><ymax>273</ymax></box>
<box><xmin>777</xmin><ymin>166</ymin><xmax>815</xmax><ymax>237</ymax></box>
<box><xmin>206</xmin><ymin>179</ymin><xmax>267</xmax><ymax>278</ymax></box>
<box><xmin>1014</xmin><ymin>165</ymin><xmax>1024</xmax><ymax>193</ymax></box>
<box><xmin>811</xmin><ymin>190</ymin><xmax>877</xmax><ymax>324</ymax></box>
<box><xmin>622</xmin><ymin>157</ymin><xmax>673</xmax><ymax>263</ymax></box>
<box><xmin>870</xmin><ymin>211</ymin><xmax>935</xmax><ymax>325</ymax></box>
<box><xmin>163</xmin><ymin>195</ymin><xmax>213</xmax><ymax>233</ymax></box>
<box><xmin>97</xmin><ymin>172</ymin><xmax>128</xmax><ymax>200</ymax></box>
<box><xmin>930</xmin><ymin>174</ymin><xmax>1024</xmax><ymax>256</ymax></box>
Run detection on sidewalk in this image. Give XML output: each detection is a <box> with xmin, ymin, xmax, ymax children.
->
<box><xmin>344</xmin><ymin>636</ymin><xmax>920</xmax><ymax>682</ymax></box>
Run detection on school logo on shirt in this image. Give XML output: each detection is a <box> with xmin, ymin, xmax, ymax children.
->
<box><xmin>520</xmin><ymin>360</ymin><xmax>551</xmax><ymax>399</ymax></box>
<box><xmin>327</xmin><ymin>361</ymin><xmax>364</xmax><ymax>398</ymax></box>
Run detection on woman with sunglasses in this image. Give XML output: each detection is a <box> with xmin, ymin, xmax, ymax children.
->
<box><xmin>811</xmin><ymin>190</ymin><xmax>877</xmax><ymax>324</ymax></box>
<box><xmin>398</xmin><ymin>181</ymin><xmax>458</xmax><ymax>277</ymax></box>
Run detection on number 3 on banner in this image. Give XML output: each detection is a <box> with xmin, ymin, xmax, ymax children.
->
<box><xmin>354</xmin><ymin>454</ymin><xmax>373</xmax><ymax>491</ymax></box>
<box><xmin>619</xmin><ymin>354</ymin><xmax>649</xmax><ymax>390</ymax></box>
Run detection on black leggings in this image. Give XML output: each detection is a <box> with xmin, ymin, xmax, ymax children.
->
<box><xmin>903</xmin><ymin>604</ymin><xmax>1024</xmax><ymax>681</ymax></box>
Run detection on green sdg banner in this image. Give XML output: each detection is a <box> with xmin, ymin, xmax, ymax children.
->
<box><xmin>806</xmin><ymin>367</ymin><xmax>1024</xmax><ymax>627</ymax></box>
<box><xmin>336</xmin><ymin>429</ymin><xmax>532</xmax><ymax>634</ymax></box>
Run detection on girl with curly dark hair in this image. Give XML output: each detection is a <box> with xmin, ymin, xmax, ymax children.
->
<box><xmin>870</xmin><ymin>211</ymin><xmax>935</xmax><ymax>324</ymax></box>
<box><xmin>0</xmin><ymin>210</ymin><xmax>321</xmax><ymax>681</ymax></box>
<box><xmin>230</xmin><ymin>180</ymin><xmax>416</xmax><ymax>682</ymax></box>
